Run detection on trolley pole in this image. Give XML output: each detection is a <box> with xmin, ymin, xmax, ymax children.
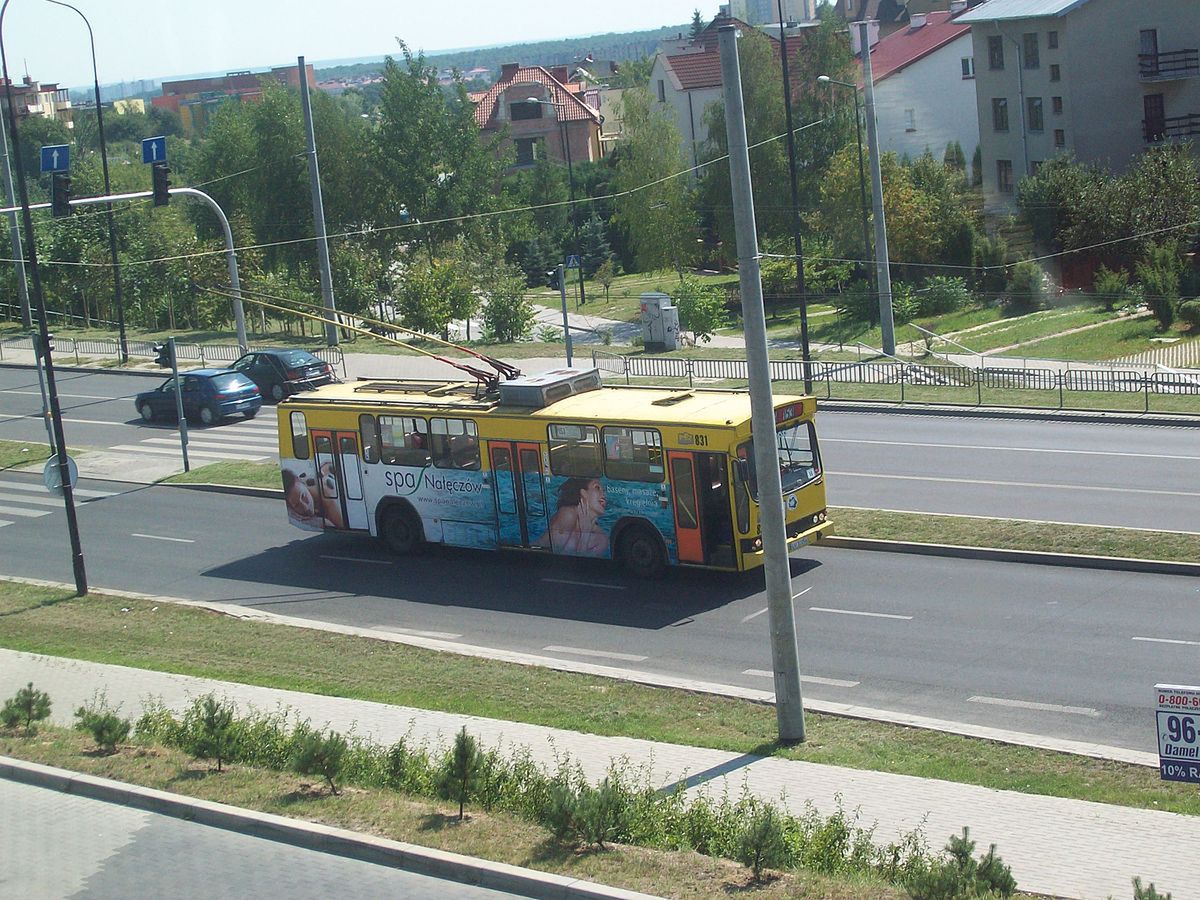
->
<box><xmin>719</xmin><ymin>25</ymin><xmax>806</xmax><ymax>743</ymax></box>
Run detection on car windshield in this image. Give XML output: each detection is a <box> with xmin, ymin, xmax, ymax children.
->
<box><xmin>737</xmin><ymin>421</ymin><xmax>821</xmax><ymax>500</ymax></box>
<box><xmin>276</xmin><ymin>350</ymin><xmax>322</xmax><ymax>368</ymax></box>
<box><xmin>211</xmin><ymin>373</ymin><xmax>256</xmax><ymax>392</ymax></box>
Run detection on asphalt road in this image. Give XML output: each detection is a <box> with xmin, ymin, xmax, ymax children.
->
<box><xmin>1</xmin><ymin>778</ymin><xmax>519</xmax><ymax>899</ymax></box>
<box><xmin>2</xmin><ymin>475</ymin><xmax>1195</xmax><ymax>754</ymax></box>
<box><xmin>2</xmin><ymin>366</ymin><xmax>1198</xmax><ymax>531</ymax></box>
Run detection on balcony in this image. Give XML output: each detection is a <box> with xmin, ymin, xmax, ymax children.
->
<box><xmin>1138</xmin><ymin>49</ymin><xmax>1199</xmax><ymax>81</ymax></box>
<box><xmin>1144</xmin><ymin>113</ymin><xmax>1200</xmax><ymax>143</ymax></box>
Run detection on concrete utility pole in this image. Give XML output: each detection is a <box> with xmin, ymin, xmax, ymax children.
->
<box><xmin>857</xmin><ymin>20</ymin><xmax>896</xmax><ymax>356</ymax></box>
<box><xmin>718</xmin><ymin>24</ymin><xmax>807</xmax><ymax>743</ymax></box>
<box><xmin>298</xmin><ymin>56</ymin><xmax>339</xmax><ymax>347</ymax></box>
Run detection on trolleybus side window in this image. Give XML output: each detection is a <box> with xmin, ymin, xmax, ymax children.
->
<box><xmin>290</xmin><ymin>411</ymin><xmax>310</xmax><ymax>459</ymax></box>
<box><xmin>359</xmin><ymin>414</ymin><xmax>380</xmax><ymax>464</ymax></box>
<box><xmin>601</xmin><ymin>426</ymin><xmax>664</xmax><ymax>482</ymax></box>
<box><xmin>548</xmin><ymin>424</ymin><xmax>602</xmax><ymax>477</ymax></box>
<box><xmin>430</xmin><ymin>418</ymin><xmax>480</xmax><ymax>470</ymax></box>
<box><xmin>379</xmin><ymin>415</ymin><xmax>431</xmax><ymax>467</ymax></box>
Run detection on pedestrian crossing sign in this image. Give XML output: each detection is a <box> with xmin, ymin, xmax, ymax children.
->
<box><xmin>565</xmin><ymin>255</ymin><xmax>582</xmax><ymax>269</ymax></box>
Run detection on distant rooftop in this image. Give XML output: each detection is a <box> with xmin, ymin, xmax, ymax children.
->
<box><xmin>868</xmin><ymin>11</ymin><xmax>971</xmax><ymax>83</ymax></box>
<box><xmin>956</xmin><ymin>0</ymin><xmax>1092</xmax><ymax>22</ymax></box>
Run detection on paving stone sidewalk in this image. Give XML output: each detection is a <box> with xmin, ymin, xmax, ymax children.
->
<box><xmin>1</xmin><ymin>648</ymin><xmax>1193</xmax><ymax>900</ymax></box>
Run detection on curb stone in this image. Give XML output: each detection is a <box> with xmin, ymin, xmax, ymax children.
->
<box><xmin>0</xmin><ymin>756</ymin><xmax>659</xmax><ymax>900</ymax></box>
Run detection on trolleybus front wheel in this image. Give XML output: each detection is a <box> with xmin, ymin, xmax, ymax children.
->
<box><xmin>617</xmin><ymin>524</ymin><xmax>666</xmax><ymax>579</ymax></box>
<box><xmin>380</xmin><ymin>504</ymin><xmax>423</xmax><ymax>555</ymax></box>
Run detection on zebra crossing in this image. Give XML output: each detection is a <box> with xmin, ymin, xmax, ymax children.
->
<box><xmin>0</xmin><ymin>479</ymin><xmax>117</xmax><ymax>530</ymax></box>
<box><xmin>111</xmin><ymin>417</ymin><xmax>280</xmax><ymax>464</ymax></box>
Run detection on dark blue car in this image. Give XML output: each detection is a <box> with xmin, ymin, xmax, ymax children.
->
<box><xmin>135</xmin><ymin>369</ymin><xmax>262</xmax><ymax>426</ymax></box>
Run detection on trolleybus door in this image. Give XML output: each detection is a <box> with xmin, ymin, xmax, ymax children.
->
<box><xmin>312</xmin><ymin>430</ymin><xmax>369</xmax><ymax>531</ymax></box>
<box><xmin>666</xmin><ymin>450</ymin><xmax>705</xmax><ymax>564</ymax></box>
<box><xmin>488</xmin><ymin>441</ymin><xmax>548</xmax><ymax>547</ymax></box>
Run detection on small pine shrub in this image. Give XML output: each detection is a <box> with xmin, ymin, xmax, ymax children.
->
<box><xmin>738</xmin><ymin>803</ymin><xmax>790</xmax><ymax>882</ymax></box>
<box><xmin>906</xmin><ymin>827</ymin><xmax>1016</xmax><ymax>899</ymax></box>
<box><xmin>1093</xmin><ymin>265</ymin><xmax>1131</xmax><ymax>312</ymax></box>
<box><xmin>290</xmin><ymin>725</ymin><xmax>348</xmax><ymax>795</ymax></box>
<box><xmin>1133</xmin><ymin>876</ymin><xmax>1172</xmax><ymax>899</ymax></box>
<box><xmin>74</xmin><ymin>696</ymin><xmax>131</xmax><ymax>754</ymax></box>
<box><xmin>184</xmin><ymin>696</ymin><xmax>237</xmax><ymax>772</ymax></box>
<box><xmin>436</xmin><ymin>726</ymin><xmax>483</xmax><ymax>820</ymax></box>
<box><xmin>1</xmin><ymin>682</ymin><xmax>52</xmax><ymax>735</ymax></box>
<box><xmin>1137</xmin><ymin>243</ymin><xmax>1183</xmax><ymax>330</ymax></box>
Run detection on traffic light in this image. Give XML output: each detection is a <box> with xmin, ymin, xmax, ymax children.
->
<box><xmin>32</xmin><ymin>332</ymin><xmax>55</xmax><ymax>358</ymax></box>
<box><xmin>51</xmin><ymin>173</ymin><xmax>71</xmax><ymax>218</ymax></box>
<box><xmin>545</xmin><ymin>268</ymin><xmax>561</xmax><ymax>290</ymax></box>
<box><xmin>151</xmin><ymin>163</ymin><xmax>170</xmax><ymax>206</ymax></box>
<box><xmin>153</xmin><ymin>342</ymin><xmax>174</xmax><ymax>368</ymax></box>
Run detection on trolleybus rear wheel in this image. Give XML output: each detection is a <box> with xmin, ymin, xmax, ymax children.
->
<box><xmin>381</xmin><ymin>505</ymin><xmax>422</xmax><ymax>555</ymax></box>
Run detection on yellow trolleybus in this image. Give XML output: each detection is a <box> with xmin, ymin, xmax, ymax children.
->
<box><xmin>277</xmin><ymin>368</ymin><xmax>830</xmax><ymax>577</ymax></box>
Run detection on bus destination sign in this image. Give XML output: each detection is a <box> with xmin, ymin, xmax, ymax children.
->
<box><xmin>1155</xmin><ymin>684</ymin><xmax>1200</xmax><ymax>784</ymax></box>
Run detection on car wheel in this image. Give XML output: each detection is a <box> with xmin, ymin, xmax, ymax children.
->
<box><xmin>199</xmin><ymin>405</ymin><xmax>219</xmax><ymax>426</ymax></box>
<box><xmin>380</xmin><ymin>504</ymin><xmax>423</xmax><ymax>555</ymax></box>
<box><xmin>270</xmin><ymin>383</ymin><xmax>286</xmax><ymax>402</ymax></box>
<box><xmin>139</xmin><ymin>402</ymin><xmax>155</xmax><ymax>423</ymax></box>
<box><xmin>618</xmin><ymin>524</ymin><xmax>667</xmax><ymax>579</ymax></box>
<box><xmin>243</xmin><ymin>408</ymin><xmax>259</xmax><ymax>419</ymax></box>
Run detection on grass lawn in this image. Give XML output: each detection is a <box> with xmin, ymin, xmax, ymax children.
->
<box><xmin>0</xmin><ymin>580</ymin><xmax>1194</xmax><ymax>817</ymax></box>
<box><xmin>163</xmin><ymin>460</ymin><xmax>282</xmax><ymax>490</ymax></box>
<box><xmin>996</xmin><ymin>315</ymin><xmax>1194</xmax><ymax>362</ymax></box>
<box><xmin>956</xmin><ymin>306</ymin><xmax>1116</xmax><ymax>353</ymax></box>
<box><xmin>0</xmin><ymin>438</ymin><xmax>55</xmax><ymax>471</ymax></box>
<box><xmin>526</xmin><ymin>269</ymin><xmax>741</xmax><ymax>324</ymax></box>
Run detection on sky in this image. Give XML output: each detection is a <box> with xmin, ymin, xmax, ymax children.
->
<box><xmin>4</xmin><ymin>0</ymin><xmax>705</xmax><ymax>90</ymax></box>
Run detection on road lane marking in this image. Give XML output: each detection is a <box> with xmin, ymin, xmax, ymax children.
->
<box><xmin>740</xmin><ymin>607</ymin><xmax>769</xmax><ymax>623</ymax></box>
<box><xmin>542</xmin><ymin>578</ymin><xmax>627</xmax><ymax>591</ymax></box>
<box><xmin>1133</xmin><ymin>636</ymin><xmax>1200</xmax><ymax>647</ymax></box>
<box><xmin>825</xmin><ymin>437</ymin><xmax>1200</xmax><ymax>462</ymax></box>
<box><xmin>0</xmin><ymin>519</ymin><xmax>11</xmax><ymax>527</ymax></box>
<box><xmin>369</xmin><ymin>625</ymin><xmax>462</xmax><ymax>640</ymax></box>
<box><xmin>0</xmin><ymin>505</ymin><xmax>51</xmax><ymax>518</ymax></box>
<box><xmin>827</xmin><ymin>471</ymin><xmax>1200</xmax><ymax>499</ymax></box>
<box><xmin>110</xmin><ymin>444</ymin><xmax>268</xmax><ymax>460</ymax></box>
<box><xmin>1</xmin><ymin>389</ymin><xmax>120</xmax><ymax>400</ymax></box>
<box><xmin>968</xmin><ymin>695</ymin><xmax>1100</xmax><ymax>717</ymax></box>
<box><xmin>794</xmin><ymin>586</ymin><xmax>813</xmax><ymax>600</ymax></box>
<box><xmin>809</xmin><ymin>606</ymin><xmax>913</xmax><ymax>621</ymax></box>
<box><xmin>743</xmin><ymin>669</ymin><xmax>860</xmax><ymax>688</ymax></box>
<box><xmin>0</xmin><ymin>491</ymin><xmax>79</xmax><ymax>507</ymax></box>
<box><xmin>319</xmin><ymin>554</ymin><xmax>393</xmax><ymax>565</ymax></box>
<box><xmin>544</xmin><ymin>645</ymin><xmax>648</xmax><ymax>662</ymax></box>
<box><xmin>131</xmin><ymin>533</ymin><xmax>195</xmax><ymax>544</ymax></box>
<box><xmin>141</xmin><ymin>433</ymin><xmax>277</xmax><ymax>447</ymax></box>
<box><xmin>142</xmin><ymin>437</ymin><xmax>274</xmax><ymax>452</ymax></box>
<box><xmin>0</xmin><ymin>480</ymin><xmax>113</xmax><ymax>498</ymax></box>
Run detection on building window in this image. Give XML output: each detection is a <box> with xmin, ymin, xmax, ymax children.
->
<box><xmin>1054</xmin><ymin>129</ymin><xmax>1066</xmax><ymax>149</ymax></box>
<box><xmin>988</xmin><ymin>35</ymin><xmax>1005</xmax><ymax>70</ymax></box>
<box><xmin>1050</xmin><ymin>63</ymin><xmax>1061</xmax><ymax>81</ymax></box>
<box><xmin>1023</xmin><ymin>32</ymin><xmax>1039</xmax><ymax>69</ymax></box>
<box><xmin>510</xmin><ymin>101</ymin><xmax>542</xmax><ymax>121</ymax></box>
<box><xmin>961</xmin><ymin>56</ymin><xmax>975</xmax><ymax>79</ymax></box>
<box><xmin>904</xmin><ymin>108</ymin><xmax>916</xmax><ymax>131</ymax></box>
<box><xmin>1047</xmin><ymin>30</ymin><xmax>1059</xmax><ymax>49</ymax></box>
<box><xmin>1052</xmin><ymin>96</ymin><xmax>1063</xmax><ymax>115</ymax></box>
<box><xmin>656</xmin><ymin>79</ymin><xmax>666</xmax><ymax>102</ymax></box>
<box><xmin>992</xmin><ymin>97</ymin><xmax>1009</xmax><ymax>132</ymax></box>
<box><xmin>997</xmin><ymin>159</ymin><xmax>1014</xmax><ymax>194</ymax></box>
<box><xmin>514</xmin><ymin>138</ymin><xmax>538</xmax><ymax>166</ymax></box>
<box><xmin>1027</xmin><ymin>97</ymin><xmax>1044</xmax><ymax>132</ymax></box>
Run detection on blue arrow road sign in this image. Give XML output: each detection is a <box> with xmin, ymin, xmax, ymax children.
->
<box><xmin>565</xmin><ymin>254</ymin><xmax>582</xmax><ymax>269</ymax></box>
<box><xmin>141</xmin><ymin>136</ymin><xmax>167</xmax><ymax>164</ymax></box>
<box><xmin>40</xmin><ymin>144</ymin><xmax>69</xmax><ymax>173</ymax></box>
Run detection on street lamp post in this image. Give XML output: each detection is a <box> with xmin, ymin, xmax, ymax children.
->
<box><xmin>45</xmin><ymin>0</ymin><xmax>129</xmax><ymax>362</ymax></box>
<box><xmin>817</xmin><ymin>75</ymin><xmax>872</xmax><ymax>298</ymax></box>
<box><xmin>776</xmin><ymin>2</ymin><xmax>812</xmax><ymax>394</ymax></box>
<box><xmin>521</xmin><ymin>97</ymin><xmax>586</xmax><ymax>309</ymax></box>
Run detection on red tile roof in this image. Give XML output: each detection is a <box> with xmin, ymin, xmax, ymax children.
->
<box><xmin>664</xmin><ymin>51</ymin><xmax>724</xmax><ymax>90</ymax></box>
<box><xmin>473</xmin><ymin>65</ymin><xmax>601</xmax><ymax>129</ymax></box>
<box><xmin>867</xmin><ymin>11</ymin><xmax>971</xmax><ymax>83</ymax></box>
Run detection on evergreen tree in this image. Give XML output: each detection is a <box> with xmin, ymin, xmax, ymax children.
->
<box><xmin>1</xmin><ymin>683</ymin><xmax>52</xmax><ymax>735</ymax></box>
<box><xmin>689</xmin><ymin>9</ymin><xmax>706</xmax><ymax>39</ymax></box>
<box><xmin>437</xmin><ymin>726</ymin><xmax>483</xmax><ymax>820</ymax></box>
<box><xmin>579</xmin><ymin>214</ymin><xmax>612</xmax><ymax>276</ymax></box>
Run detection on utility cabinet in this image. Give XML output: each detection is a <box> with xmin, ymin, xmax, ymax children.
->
<box><xmin>640</xmin><ymin>292</ymin><xmax>680</xmax><ymax>352</ymax></box>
